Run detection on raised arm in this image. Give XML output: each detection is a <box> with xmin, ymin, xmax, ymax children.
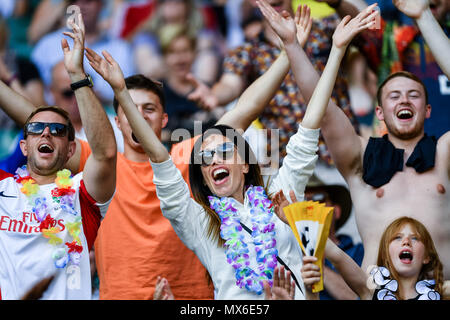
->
<box><xmin>324</xmin><ymin>239</ymin><xmax>372</xmax><ymax>299</ymax></box>
<box><xmin>258</xmin><ymin>1</ymin><xmax>376</xmax><ymax>130</ymax></box>
<box><xmin>62</xmin><ymin>13</ymin><xmax>117</xmax><ymax>203</ymax></box>
<box><xmin>394</xmin><ymin>0</ymin><xmax>450</xmax><ymax>78</ymax></box>
<box><xmin>258</xmin><ymin>0</ymin><xmax>378</xmax><ymax>177</ymax></box>
<box><xmin>0</xmin><ymin>78</ymin><xmax>36</xmax><ymax>126</ymax></box>
<box><xmin>186</xmin><ymin>4</ymin><xmax>312</xmax><ymax>112</ymax></box>
<box><xmin>218</xmin><ymin>5</ymin><xmax>313</xmax><ymax>132</ymax></box>
<box><xmin>85</xmin><ymin>48</ymin><xmax>169</xmax><ymax>164</ymax></box>
<box><xmin>186</xmin><ymin>71</ymin><xmax>243</xmax><ymax>111</ymax></box>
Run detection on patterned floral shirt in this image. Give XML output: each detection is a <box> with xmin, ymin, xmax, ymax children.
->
<box><xmin>223</xmin><ymin>14</ymin><xmax>359</xmax><ymax>165</ymax></box>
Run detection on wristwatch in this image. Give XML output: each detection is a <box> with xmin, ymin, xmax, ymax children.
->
<box><xmin>70</xmin><ymin>74</ymin><xmax>94</xmax><ymax>91</ymax></box>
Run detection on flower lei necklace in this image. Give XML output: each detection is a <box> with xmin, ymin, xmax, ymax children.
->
<box><xmin>15</xmin><ymin>165</ymin><xmax>83</xmax><ymax>269</ymax></box>
<box><xmin>208</xmin><ymin>185</ymin><xmax>278</xmax><ymax>295</ymax></box>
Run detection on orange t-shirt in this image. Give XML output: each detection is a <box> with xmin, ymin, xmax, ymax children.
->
<box><xmin>79</xmin><ymin>137</ymin><xmax>212</xmax><ymax>299</ymax></box>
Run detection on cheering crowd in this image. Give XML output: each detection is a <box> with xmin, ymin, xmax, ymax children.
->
<box><xmin>0</xmin><ymin>0</ymin><xmax>449</xmax><ymax>300</ymax></box>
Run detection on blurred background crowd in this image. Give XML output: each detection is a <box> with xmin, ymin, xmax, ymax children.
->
<box><xmin>0</xmin><ymin>0</ymin><xmax>448</xmax><ymax>299</ymax></box>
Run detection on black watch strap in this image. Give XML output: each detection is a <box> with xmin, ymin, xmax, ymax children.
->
<box><xmin>70</xmin><ymin>74</ymin><xmax>93</xmax><ymax>91</ymax></box>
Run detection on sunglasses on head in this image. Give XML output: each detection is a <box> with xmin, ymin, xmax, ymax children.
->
<box><xmin>25</xmin><ymin>122</ymin><xmax>69</xmax><ymax>138</ymax></box>
<box><xmin>197</xmin><ymin>142</ymin><xmax>235</xmax><ymax>166</ymax></box>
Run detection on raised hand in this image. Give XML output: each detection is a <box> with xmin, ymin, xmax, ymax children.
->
<box><xmin>264</xmin><ymin>266</ymin><xmax>295</xmax><ymax>300</ymax></box>
<box><xmin>85</xmin><ymin>47</ymin><xmax>126</xmax><ymax>92</ymax></box>
<box><xmin>332</xmin><ymin>3</ymin><xmax>379</xmax><ymax>49</ymax></box>
<box><xmin>393</xmin><ymin>0</ymin><xmax>429</xmax><ymax>19</ymax></box>
<box><xmin>272</xmin><ymin>189</ymin><xmax>297</xmax><ymax>225</ymax></box>
<box><xmin>256</xmin><ymin>0</ymin><xmax>297</xmax><ymax>44</ymax></box>
<box><xmin>61</xmin><ymin>12</ymin><xmax>85</xmax><ymax>76</ymax></box>
<box><xmin>294</xmin><ymin>4</ymin><xmax>313</xmax><ymax>47</ymax></box>
<box><xmin>186</xmin><ymin>73</ymin><xmax>218</xmax><ymax>111</ymax></box>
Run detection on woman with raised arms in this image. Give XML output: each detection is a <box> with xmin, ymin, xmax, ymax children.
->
<box><xmin>86</xmin><ymin>2</ymin><xmax>377</xmax><ymax>299</ymax></box>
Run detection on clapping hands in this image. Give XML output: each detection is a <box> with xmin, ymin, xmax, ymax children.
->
<box><xmin>256</xmin><ymin>0</ymin><xmax>313</xmax><ymax>47</ymax></box>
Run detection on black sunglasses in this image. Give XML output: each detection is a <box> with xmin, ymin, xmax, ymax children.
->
<box><xmin>197</xmin><ymin>142</ymin><xmax>235</xmax><ymax>166</ymax></box>
<box><xmin>25</xmin><ymin>122</ymin><xmax>69</xmax><ymax>137</ymax></box>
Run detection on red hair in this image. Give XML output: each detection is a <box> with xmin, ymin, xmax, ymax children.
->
<box><xmin>376</xmin><ymin>217</ymin><xmax>443</xmax><ymax>299</ymax></box>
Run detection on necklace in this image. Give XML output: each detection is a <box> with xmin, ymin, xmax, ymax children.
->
<box><xmin>15</xmin><ymin>165</ymin><xmax>83</xmax><ymax>269</ymax></box>
<box><xmin>208</xmin><ymin>185</ymin><xmax>278</xmax><ymax>295</ymax></box>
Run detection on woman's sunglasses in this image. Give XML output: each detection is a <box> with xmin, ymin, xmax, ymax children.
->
<box><xmin>197</xmin><ymin>142</ymin><xmax>235</xmax><ymax>166</ymax></box>
<box><xmin>25</xmin><ymin>122</ymin><xmax>69</xmax><ymax>138</ymax></box>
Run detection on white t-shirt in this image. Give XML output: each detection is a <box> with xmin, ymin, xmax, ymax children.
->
<box><xmin>0</xmin><ymin>169</ymin><xmax>110</xmax><ymax>300</ymax></box>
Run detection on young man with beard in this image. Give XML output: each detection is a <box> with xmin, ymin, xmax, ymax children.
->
<box><xmin>0</xmin><ymin>13</ymin><xmax>117</xmax><ymax>299</ymax></box>
<box><xmin>360</xmin><ymin>0</ymin><xmax>450</xmax><ymax>139</ymax></box>
<box><xmin>260</xmin><ymin>0</ymin><xmax>450</xmax><ymax>280</ymax></box>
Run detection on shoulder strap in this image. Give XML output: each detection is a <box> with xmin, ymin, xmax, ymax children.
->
<box><xmin>239</xmin><ymin>222</ymin><xmax>304</xmax><ymax>296</ymax></box>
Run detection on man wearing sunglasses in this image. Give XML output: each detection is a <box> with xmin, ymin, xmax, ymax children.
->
<box><xmin>0</xmin><ymin>13</ymin><xmax>116</xmax><ymax>299</ymax></box>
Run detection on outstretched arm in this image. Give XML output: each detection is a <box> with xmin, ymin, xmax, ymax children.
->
<box><xmin>394</xmin><ymin>0</ymin><xmax>450</xmax><ymax>78</ymax></box>
<box><xmin>218</xmin><ymin>5</ymin><xmax>313</xmax><ymax>132</ymax></box>
<box><xmin>215</xmin><ymin>50</ymin><xmax>289</xmax><ymax>132</ymax></box>
<box><xmin>324</xmin><ymin>239</ymin><xmax>372</xmax><ymax>299</ymax></box>
<box><xmin>257</xmin><ymin>1</ymin><xmax>376</xmax><ymax>130</ymax></box>
<box><xmin>85</xmin><ymin>48</ymin><xmax>169</xmax><ymax>164</ymax></box>
<box><xmin>62</xmin><ymin>14</ymin><xmax>117</xmax><ymax>203</ymax></box>
<box><xmin>0</xmin><ymin>79</ymin><xmax>36</xmax><ymax>126</ymax></box>
<box><xmin>258</xmin><ymin>0</ymin><xmax>378</xmax><ymax>177</ymax></box>
<box><xmin>186</xmin><ymin>4</ymin><xmax>314</xmax><ymax>112</ymax></box>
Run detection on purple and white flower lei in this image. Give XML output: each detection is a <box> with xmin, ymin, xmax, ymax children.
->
<box><xmin>208</xmin><ymin>185</ymin><xmax>278</xmax><ymax>295</ymax></box>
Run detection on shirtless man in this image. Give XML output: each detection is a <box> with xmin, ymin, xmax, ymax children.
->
<box><xmin>258</xmin><ymin>0</ymin><xmax>450</xmax><ymax>277</ymax></box>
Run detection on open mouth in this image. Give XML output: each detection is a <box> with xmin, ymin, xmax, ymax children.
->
<box><xmin>399</xmin><ymin>250</ymin><xmax>413</xmax><ymax>264</ymax></box>
<box><xmin>38</xmin><ymin>143</ymin><xmax>54</xmax><ymax>154</ymax></box>
<box><xmin>396</xmin><ymin>109</ymin><xmax>414</xmax><ymax>120</ymax></box>
<box><xmin>212</xmin><ymin>168</ymin><xmax>230</xmax><ymax>183</ymax></box>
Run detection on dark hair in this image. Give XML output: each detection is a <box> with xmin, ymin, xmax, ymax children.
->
<box><xmin>113</xmin><ymin>74</ymin><xmax>165</xmax><ymax>114</ymax></box>
<box><xmin>23</xmin><ymin>106</ymin><xmax>75</xmax><ymax>141</ymax></box>
<box><xmin>377</xmin><ymin>71</ymin><xmax>429</xmax><ymax>107</ymax></box>
<box><xmin>189</xmin><ymin>124</ymin><xmax>265</xmax><ymax>246</ymax></box>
